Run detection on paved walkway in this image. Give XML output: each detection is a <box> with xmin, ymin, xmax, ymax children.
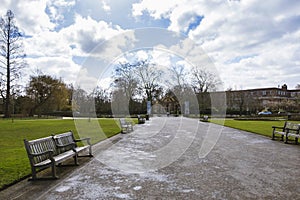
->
<box><xmin>1</xmin><ymin>117</ymin><xmax>299</xmax><ymax>199</ymax></box>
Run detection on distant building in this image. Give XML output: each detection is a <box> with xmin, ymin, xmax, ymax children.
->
<box><xmin>156</xmin><ymin>84</ymin><xmax>300</xmax><ymax>116</ymax></box>
<box><xmin>225</xmin><ymin>84</ymin><xmax>300</xmax><ymax>114</ymax></box>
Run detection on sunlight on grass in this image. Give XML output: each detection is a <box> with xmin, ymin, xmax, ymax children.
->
<box><xmin>0</xmin><ymin>118</ymin><xmax>124</xmax><ymax>189</ymax></box>
<box><xmin>0</xmin><ymin>117</ymin><xmax>297</xmax><ymax>189</ymax></box>
<box><xmin>211</xmin><ymin>119</ymin><xmax>299</xmax><ymax>137</ymax></box>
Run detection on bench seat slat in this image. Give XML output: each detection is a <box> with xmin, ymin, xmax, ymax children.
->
<box><xmin>52</xmin><ymin>150</ymin><xmax>76</xmax><ymax>164</ymax></box>
<box><xmin>33</xmin><ymin>151</ymin><xmax>75</xmax><ymax>167</ymax></box>
<box><xmin>287</xmin><ymin>133</ymin><xmax>300</xmax><ymax>138</ymax></box>
<box><xmin>273</xmin><ymin>131</ymin><xmax>285</xmax><ymax>136</ymax></box>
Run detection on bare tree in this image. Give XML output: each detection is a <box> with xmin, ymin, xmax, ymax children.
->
<box><xmin>0</xmin><ymin>10</ymin><xmax>26</xmax><ymax>118</ymax></box>
<box><xmin>166</xmin><ymin>64</ymin><xmax>197</xmax><ymax>114</ymax></box>
<box><xmin>113</xmin><ymin>62</ymin><xmax>138</xmax><ymax>101</ymax></box>
<box><xmin>167</xmin><ymin>64</ymin><xmax>187</xmax><ymax>88</ymax></box>
<box><xmin>134</xmin><ymin>59</ymin><xmax>163</xmax><ymax>103</ymax></box>
<box><xmin>190</xmin><ymin>67</ymin><xmax>222</xmax><ymax>93</ymax></box>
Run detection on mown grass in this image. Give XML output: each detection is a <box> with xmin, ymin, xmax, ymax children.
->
<box><xmin>1</xmin><ymin>117</ymin><xmax>298</xmax><ymax>190</ymax></box>
<box><xmin>0</xmin><ymin>118</ymin><xmax>128</xmax><ymax>190</ymax></box>
<box><xmin>211</xmin><ymin>119</ymin><xmax>300</xmax><ymax>138</ymax></box>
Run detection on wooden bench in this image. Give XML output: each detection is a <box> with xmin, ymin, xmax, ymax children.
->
<box><xmin>272</xmin><ymin>122</ymin><xmax>300</xmax><ymax>144</ymax></box>
<box><xmin>285</xmin><ymin>123</ymin><xmax>300</xmax><ymax>144</ymax></box>
<box><xmin>24</xmin><ymin>131</ymin><xmax>92</xmax><ymax>180</ymax></box>
<box><xmin>24</xmin><ymin>136</ymin><xmax>77</xmax><ymax>180</ymax></box>
<box><xmin>137</xmin><ymin>115</ymin><xmax>145</xmax><ymax>124</ymax></box>
<box><xmin>200</xmin><ymin>115</ymin><xmax>209</xmax><ymax>122</ymax></box>
<box><xmin>53</xmin><ymin>131</ymin><xmax>92</xmax><ymax>157</ymax></box>
<box><xmin>119</xmin><ymin>118</ymin><xmax>133</xmax><ymax>133</ymax></box>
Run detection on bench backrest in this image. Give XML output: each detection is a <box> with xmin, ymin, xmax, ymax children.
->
<box><xmin>24</xmin><ymin>136</ymin><xmax>57</xmax><ymax>165</ymax></box>
<box><xmin>284</xmin><ymin>122</ymin><xmax>300</xmax><ymax>133</ymax></box>
<box><xmin>52</xmin><ymin>131</ymin><xmax>76</xmax><ymax>154</ymax></box>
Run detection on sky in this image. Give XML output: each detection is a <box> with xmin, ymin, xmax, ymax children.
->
<box><xmin>1</xmin><ymin>0</ymin><xmax>299</xmax><ymax>91</ymax></box>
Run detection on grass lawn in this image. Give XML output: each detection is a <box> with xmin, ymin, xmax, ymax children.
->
<box><xmin>1</xmin><ymin>117</ymin><xmax>298</xmax><ymax>190</ymax></box>
<box><xmin>0</xmin><ymin>118</ymin><xmax>128</xmax><ymax>190</ymax></box>
<box><xmin>211</xmin><ymin>118</ymin><xmax>300</xmax><ymax>138</ymax></box>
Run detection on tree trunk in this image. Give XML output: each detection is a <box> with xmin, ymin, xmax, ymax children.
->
<box><xmin>4</xmin><ymin>18</ymin><xmax>11</xmax><ymax>118</ymax></box>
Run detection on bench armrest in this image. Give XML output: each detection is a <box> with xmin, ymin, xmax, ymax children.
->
<box><xmin>75</xmin><ymin>138</ymin><xmax>91</xmax><ymax>145</ymax></box>
<box><xmin>272</xmin><ymin>126</ymin><xmax>284</xmax><ymax>131</ymax></box>
<box><xmin>272</xmin><ymin>126</ymin><xmax>284</xmax><ymax>129</ymax></box>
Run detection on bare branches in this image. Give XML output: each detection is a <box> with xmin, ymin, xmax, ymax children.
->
<box><xmin>0</xmin><ymin>10</ymin><xmax>27</xmax><ymax>117</ymax></box>
<box><xmin>134</xmin><ymin>59</ymin><xmax>163</xmax><ymax>101</ymax></box>
<box><xmin>191</xmin><ymin>67</ymin><xmax>222</xmax><ymax>93</ymax></box>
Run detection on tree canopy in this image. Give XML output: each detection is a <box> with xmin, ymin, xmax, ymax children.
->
<box><xmin>26</xmin><ymin>75</ymin><xmax>70</xmax><ymax>116</ymax></box>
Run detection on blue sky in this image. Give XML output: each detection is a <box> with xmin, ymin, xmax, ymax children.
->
<box><xmin>1</xmin><ymin>0</ymin><xmax>299</xmax><ymax>90</ymax></box>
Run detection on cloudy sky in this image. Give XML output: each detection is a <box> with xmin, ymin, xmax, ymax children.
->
<box><xmin>1</xmin><ymin>0</ymin><xmax>299</xmax><ymax>91</ymax></box>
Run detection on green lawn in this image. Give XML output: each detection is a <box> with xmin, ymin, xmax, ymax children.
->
<box><xmin>0</xmin><ymin>118</ymin><xmax>126</xmax><ymax>190</ymax></box>
<box><xmin>1</xmin><ymin>117</ymin><xmax>298</xmax><ymax>190</ymax></box>
<box><xmin>211</xmin><ymin>119</ymin><xmax>300</xmax><ymax>138</ymax></box>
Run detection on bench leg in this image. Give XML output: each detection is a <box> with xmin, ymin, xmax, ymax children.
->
<box><xmin>74</xmin><ymin>155</ymin><xmax>79</xmax><ymax>165</ymax></box>
<box><xmin>28</xmin><ymin>165</ymin><xmax>59</xmax><ymax>181</ymax></box>
<box><xmin>89</xmin><ymin>146</ymin><xmax>93</xmax><ymax>157</ymax></box>
<box><xmin>31</xmin><ymin>167</ymin><xmax>37</xmax><ymax>181</ymax></box>
<box><xmin>296</xmin><ymin>138</ymin><xmax>298</xmax><ymax>145</ymax></box>
<box><xmin>51</xmin><ymin>162</ymin><xmax>59</xmax><ymax>179</ymax></box>
<box><xmin>285</xmin><ymin>135</ymin><xmax>288</xmax><ymax>144</ymax></box>
<box><xmin>281</xmin><ymin>134</ymin><xmax>284</xmax><ymax>141</ymax></box>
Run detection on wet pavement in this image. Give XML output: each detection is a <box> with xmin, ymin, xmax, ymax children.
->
<box><xmin>1</xmin><ymin>117</ymin><xmax>299</xmax><ymax>199</ymax></box>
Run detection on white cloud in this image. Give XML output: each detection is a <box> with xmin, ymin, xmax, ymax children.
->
<box><xmin>2</xmin><ymin>0</ymin><xmax>299</xmax><ymax>91</ymax></box>
<box><xmin>101</xmin><ymin>0</ymin><xmax>111</xmax><ymax>12</ymax></box>
<box><xmin>98</xmin><ymin>76</ymin><xmax>112</xmax><ymax>90</ymax></box>
<box><xmin>25</xmin><ymin>56</ymin><xmax>81</xmax><ymax>85</ymax></box>
<box><xmin>4</xmin><ymin>0</ymin><xmax>55</xmax><ymax>35</ymax></box>
<box><xmin>136</xmin><ymin>50</ymin><xmax>148</xmax><ymax>61</ymax></box>
<box><xmin>46</xmin><ymin>0</ymin><xmax>76</xmax><ymax>23</ymax></box>
<box><xmin>60</xmin><ymin>14</ymin><xmax>130</xmax><ymax>57</ymax></box>
<box><xmin>75</xmin><ymin>67</ymin><xmax>99</xmax><ymax>93</ymax></box>
<box><xmin>24</xmin><ymin>30</ymin><xmax>71</xmax><ymax>58</ymax></box>
<box><xmin>132</xmin><ymin>0</ymin><xmax>300</xmax><ymax>89</ymax></box>
<box><xmin>132</xmin><ymin>0</ymin><xmax>178</xmax><ymax>19</ymax></box>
